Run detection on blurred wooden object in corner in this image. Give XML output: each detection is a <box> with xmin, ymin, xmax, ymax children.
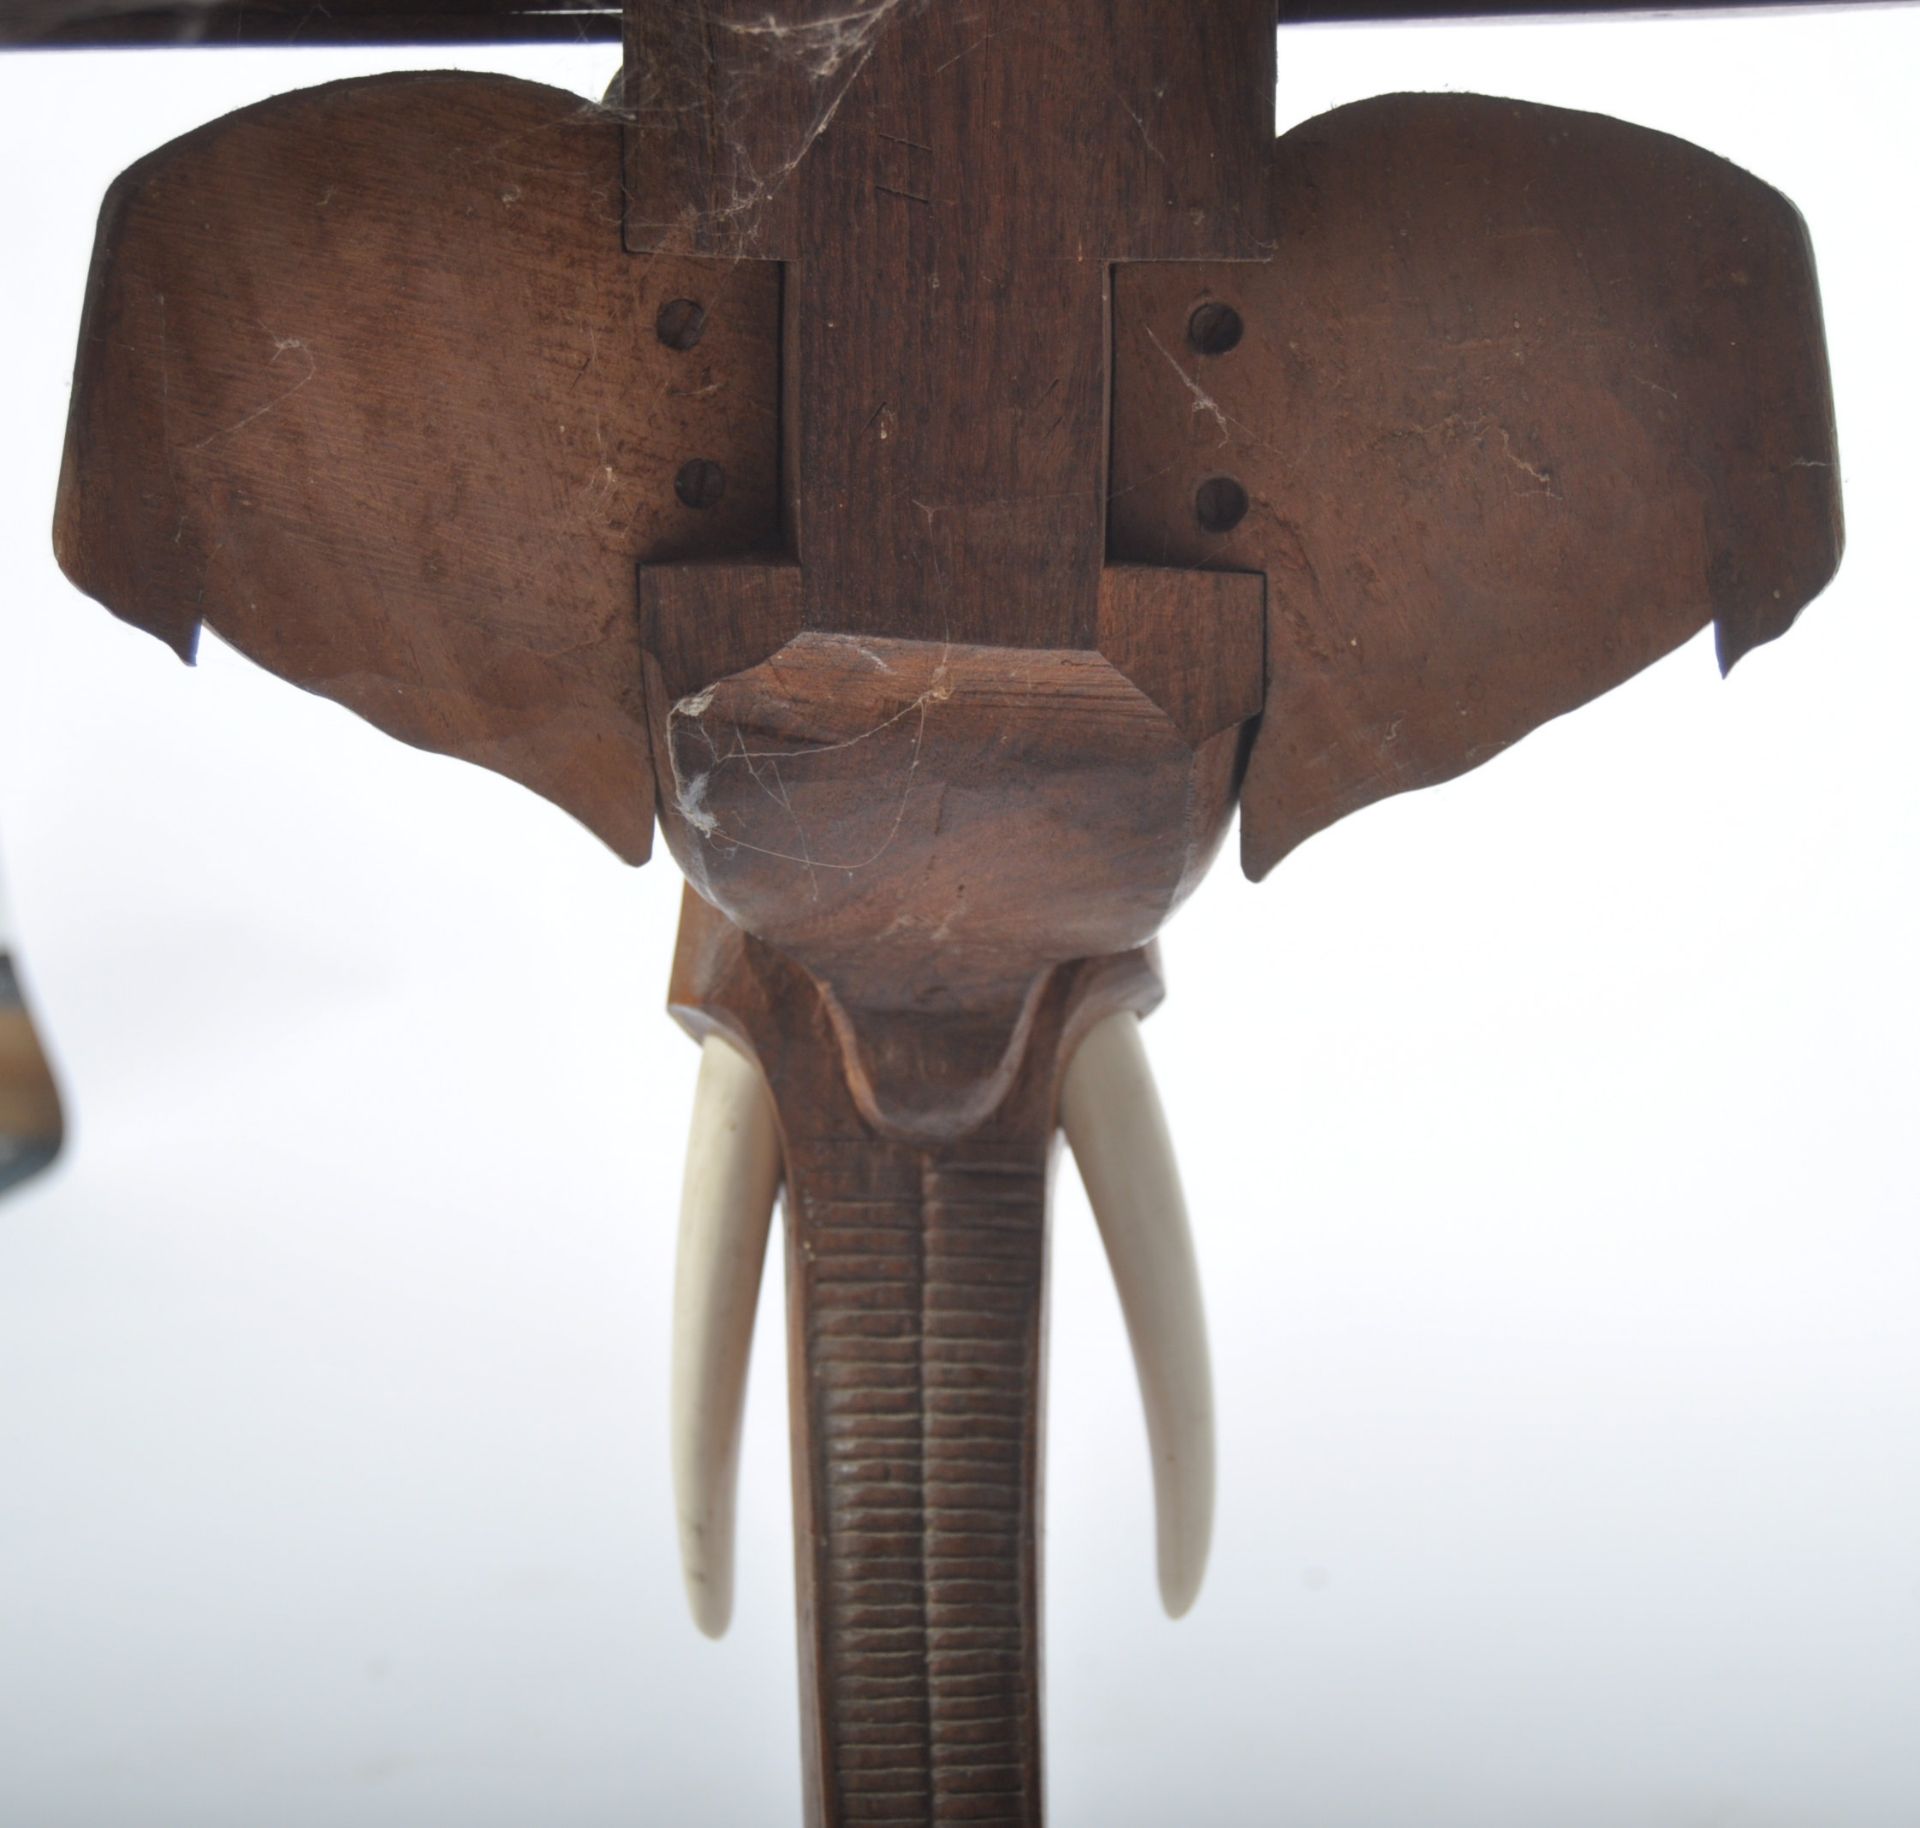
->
<box><xmin>0</xmin><ymin>871</ymin><xmax>63</xmax><ymax>1196</ymax></box>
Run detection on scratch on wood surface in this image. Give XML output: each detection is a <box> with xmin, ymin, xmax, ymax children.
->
<box><xmin>1488</xmin><ymin>423</ymin><xmax>1559</xmax><ymax>498</ymax></box>
<box><xmin>185</xmin><ymin>329</ymin><xmax>317</xmax><ymax>451</ymax></box>
<box><xmin>1106</xmin><ymin>79</ymin><xmax>1167</xmax><ymax>170</ymax></box>
<box><xmin>932</xmin><ymin>13</ymin><xmax>990</xmax><ymax>76</ymax></box>
<box><xmin>1396</xmin><ymin>412</ymin><xmax>1562</xmax><ymax>501</ymax></box>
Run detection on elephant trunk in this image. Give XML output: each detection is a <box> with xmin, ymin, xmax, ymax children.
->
<box><xmin>784</xmin><ymin>1123</ymin><xmax>1050</xmax><ymax>1825</ymax></box>
<box><xmin>668</xmin><ymin>889</ymin><xmax>1162</xmax><ymax>1827</ymax></box>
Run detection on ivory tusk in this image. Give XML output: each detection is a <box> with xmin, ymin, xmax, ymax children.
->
<box><xmin>671</xmin><ymin>1034</ymin><xmax>783</xmax><ymax>1638</ymax></box>
<box><xmin>1061</xmin><ymin>1011</ymin><xmax>1215</xmax><ymax>1618</ymax></box>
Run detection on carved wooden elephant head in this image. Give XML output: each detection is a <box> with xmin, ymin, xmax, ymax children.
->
<box><xmin>54</xmin><ymin>8</ymin><xmax>1839</xmax><ymax>1817</ymax></box>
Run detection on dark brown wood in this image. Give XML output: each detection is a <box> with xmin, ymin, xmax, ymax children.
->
<box><xmin>644</xmin><ymin>627</ymin><xmax>1249</xmax><ymax>1141</ymax></box>
<box><xmin>49</xmin><ymin>13</ymin><xmax>1846</xmax><ymax>1824</ymax></box>
<box><xmin>0</xmin><ymin>0</ymin><xmax>620</xmax><ymax>48</ymax></box>
<box><xmin>1110</xmin><ymin>92</ymin><xmax>1842</xmax><ymax>879</ymax></box>
<box><xmin>613</xmin><ymin>23</ymin><xmax>1278</xmax><ymax>1796</ymax></box>
<box><xmin>3</xmin><ymin>0</ymin><xmax>1893</xmax><ymax>51</ymax></box>
<box><xmin>670</xmin><ymin>889</ymin><xmax>1162</xmax><ymax>1828</ymax></box>
<box><xmin>56</xmin><ymin>74</ymin><xmax>784</xmax><ymax>865</ymax></box>
<box><xmin>624</xmin><ymin>0</ymin><xmax>1275</xmax><ymax>654</ymax></box>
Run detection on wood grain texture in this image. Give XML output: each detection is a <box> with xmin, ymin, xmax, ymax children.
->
<box><xmin>669</xmin><ymin>890</ymin><xmax>1162</xmax><ymax>1828</ymax></box>
<box><xmin>56</xmin><ymin>73</ymin><xmax>784</xmax><ymax>863</ymax></box>
<box><xmin>624</xmin><ymin>0</ymin><xmax>1274</xmax><ymax>652</ymax></box>
<box><xmin>1109</xmin><ymin>92</ymin><xmax>1842</xmax><ymax>879</ymax></box>
<box><xmin>784</xmin><ymin>0</ymin><xmax>1272</xmax><ymax>654</ymax></box>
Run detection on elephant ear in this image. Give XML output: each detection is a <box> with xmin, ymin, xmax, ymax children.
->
<box><xmin>55</xmin><ymin>73</ymin><xmax>783</xmax><ymax>864</ymax></box>
<box><xmin>1109</xmin><ymin>93</ymin><xmax>1843</xmax><ymax>879</ymax></box>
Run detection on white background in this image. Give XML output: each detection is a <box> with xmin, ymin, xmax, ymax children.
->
<box><xmin>1</xmin><ymin>10</ymin><xmax>1915</xmax><ymax>1825</ymax></box>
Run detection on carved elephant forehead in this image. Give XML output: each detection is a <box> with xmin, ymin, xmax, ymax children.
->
<box><xmin>652</xmin><ymin>632</ymin><xmax>1239</xmax><ymax>994</ymax></box>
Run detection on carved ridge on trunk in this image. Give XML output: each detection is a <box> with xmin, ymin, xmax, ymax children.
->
<box><xmin>789</xmin><ymin>1131</ymin><xmax>1047</xmax><ymax>1825</ymax></box>
<box><xmin>669</xmin><ymin>887</ymin><xmax>1162</xmax><ymax>1826</ymax></box>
